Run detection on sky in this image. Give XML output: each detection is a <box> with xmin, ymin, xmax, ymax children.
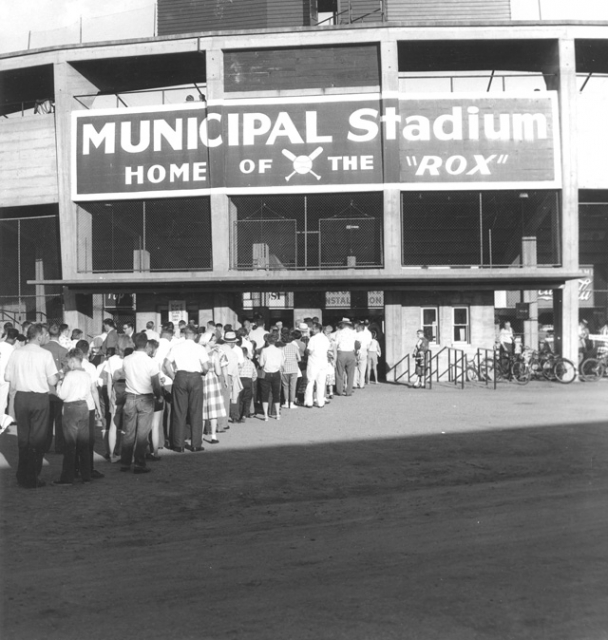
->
<box><xmin>1</xmin><ymin>0</ymin><xmax>608</xmax><ymax>54</ymax></box>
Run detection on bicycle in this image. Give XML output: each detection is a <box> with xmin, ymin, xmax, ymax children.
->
<box><xmin>579</xmin><ymin>354</ymin><xmax>608</xmax><ymax>382</ymax></box>
<box><xmin>480</xmin><ymin>350</ymin><xmax>531</xmax><ymax>385</ymax></box>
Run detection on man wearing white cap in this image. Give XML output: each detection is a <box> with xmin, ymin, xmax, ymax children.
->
<box><xmin>334</xmin><ymin>318</ymin><xmax>359</xmax><ymax>396</ymax></box>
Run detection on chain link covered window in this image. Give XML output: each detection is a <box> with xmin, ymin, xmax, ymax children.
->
<box><xmin>402</xmin><ymin>191</ymin><xmax>560</xmax><ymax>268</ymax></box>
<box><xmin>231</xmin><ymin>192</ymin><xmax>383</xmax><ymax>270</ymax></box>
<box><xmin>0</xmin><ymin>213</ymin><xmax>62</xmax><ymax>321</ymax></box>
<box><xmin>78</xmin><ymin>198</ymin><xmax>212</xmax><ymax>273</ymax></box>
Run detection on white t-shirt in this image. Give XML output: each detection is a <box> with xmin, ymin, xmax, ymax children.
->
<box><xmin>5</xmin><ymin>343</ymin><xmax>58</xmax><ymax>393</ymax></box>
<box><xmin>82</xmin><ymin>359</ymin><xmax>100</xmax><ymax>410</ymax></box>
<box><xmin>0</xmin><ymin>341</ymin><xmax>15</xmax><ymax>381</ymax></box>
<box><xmin>123</xmin><ymin>351</ymin><xmax>160</xmax><ymax>395</ymax></box>
<box><xmin>307</xmin><ymin>332</ymin><xmax>331</xmax><ymax>368</ymax></box>
<box><xmin>249</xmin><ymin>327</ymin><xmax>268</xmax><ymax>351</ymax></box>
<box><xmin>357</xmin><ymin>327</ymin><xmax>373</xmax><ymax>351</ymax></box>
<box><xmin>167</xmin><ymin>340</ymin><xmax>209</xmax><ymax>373</ymax></box>
<box><xmin>57</xmin><ymin>369</ymin><xmax>94</xmax><ymax>405</ymax></box>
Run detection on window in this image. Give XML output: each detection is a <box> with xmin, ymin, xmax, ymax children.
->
<box><xmin>421</xmin><ymin>307</ymin><xmax>439</xmax><ymax>343</ymax></box>
<box><xmin>453</xmin><ymin>307</ymin><xmax>470</xmax><ymax>343</ymax></box>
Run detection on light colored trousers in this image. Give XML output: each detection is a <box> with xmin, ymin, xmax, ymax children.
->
<box><xmin>305</xmin><ymin>363</ymin><xmax>328</xmax><ymax>408</ymax></box>
<box><xmin>355</xmin><ymin>350</ymin><xmax>368</xmax><ymax>388</ymax></box>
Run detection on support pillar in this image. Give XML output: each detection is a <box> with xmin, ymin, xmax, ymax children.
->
<box><xmin>557</xmin><ymin>38</ymin><xmax>579</xmax><ymax>364</ymax></box>
<box><xmin>522</xmin><ymin>236</ymin><xmax>538</xmax><ymax>349</ymax></box>
<box><xmin>384</xmin><ymin>291</ymin><xmax>403</xmax><ymax>381</ymax></box>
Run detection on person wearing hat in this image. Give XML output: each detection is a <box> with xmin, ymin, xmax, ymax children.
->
<box><xmin>334</xmin><ymin>318</ymin><xmax>359</xmax><ymax>397</ymax></box>
<box><xmin>217</xmin><ymin>330</ymin><xmax>244</xmax><ymax>426</ymax></box>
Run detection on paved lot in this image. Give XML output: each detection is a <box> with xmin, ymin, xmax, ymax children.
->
<box><xmin>1</xmin><ymin>381</ymin><xmax>607</xmax><ymax>640</ymax></box>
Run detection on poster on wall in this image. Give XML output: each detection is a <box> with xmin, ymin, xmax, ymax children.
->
<box><xmin>168</xmin><ymin>300</ymin><xmax>188</xmax><ymax>324</ymax></box>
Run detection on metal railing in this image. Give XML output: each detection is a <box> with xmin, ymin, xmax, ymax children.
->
<box><xmin>471</xmin><ymin>347</ymin><xmax>498</xmax><ymax>390</ymax></box>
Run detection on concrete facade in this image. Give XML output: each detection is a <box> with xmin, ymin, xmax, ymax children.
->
<box><xmin>2</xmin><ymin>18</ymin><xmax>605</xmax><ymax>370</ymax></box>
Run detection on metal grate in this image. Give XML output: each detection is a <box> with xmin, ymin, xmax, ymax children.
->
<box><xmin>0</xmin><ymin>215</ymin><xmax>62</xmax><ymax>322</ymax></box>
<box><xmin>401</xmin><ymin>191</ymin><xmax>561</xmax><ymax>268</ymax></box>
<box><xmin>232</xmin><ymin>193</ymin><xmax>383</xmax><ymax>270</ymax></box>
<box><xmin>78</xmin><ymin>198</ymin><xmax>213</xmax><ymax>273</ymax></box>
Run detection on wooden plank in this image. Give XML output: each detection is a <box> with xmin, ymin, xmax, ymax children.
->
<box><xmin>386</xmin><ymin>0</ymin><xmax>510</xmax><ymax>21</ymax></box>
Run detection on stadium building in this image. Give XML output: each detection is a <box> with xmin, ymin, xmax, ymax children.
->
<box><xmin>1</xmin><ymin>0</ymin><xmax>607</xmax><ymax>373</ymax></box>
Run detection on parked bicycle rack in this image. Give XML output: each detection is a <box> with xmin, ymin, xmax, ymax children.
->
<box><xmin>472</xmin><ymin>348</ymin><xmax>498</xmax><ymax>390</ymax></box>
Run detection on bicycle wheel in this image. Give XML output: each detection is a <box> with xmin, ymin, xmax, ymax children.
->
<box><xmin>542</xmin><ymin>357</ymin><xmax>556</xmax><ymax>381</ymax></box>
<box><xmin>511</xmin><ymin>361</ymin><xmax>531</xmax><ymax>385</ymax></box>
<box><xmin>481</xmin><ymin>358</ymin><xmax>501</xmax><ymax>382</ymax></box>
<box><xmin>466</xmin><ymin>364</ymin><xmax>480</xmax><ymax>382</ymax></box>
<box><xmin>554</xmin><ymin>358</ymin><xmax>577</xmax><ymax>384</ymax></box>
<box><xmin>579</xmin><ymin>358</ymin><xmax>605</xmax><ymax>382</ymax></box>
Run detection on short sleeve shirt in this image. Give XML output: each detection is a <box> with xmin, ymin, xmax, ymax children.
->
<box><xmin>123</xmin><ymin>351</ymin><xmax>160</xmax><ymax>395</ymax></box>
<box><xmin>167</xmin><ymin>340</ymin><xmax>209</xmax><ymax>373</ymax></box>
<box><xmin>5</xmin><ymin>343</ymin><xmax>58</xmax><ymax>393</ymax></box>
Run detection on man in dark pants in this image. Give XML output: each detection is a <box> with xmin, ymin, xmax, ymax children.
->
<box><xmin>5</xmin><ymin>324</ymin><xmax>59</xmax><ymax>488</ymax></box>
<box><xmin>163</xmin><ymin>325</ymin><xmax>209</xmax><ymax>452</ymax></box>
<box><xmin>120</xmin><ymin>333</ymin><xmax>163</xmax><ymax>474</ymax></box>
<box><xmin>42</xmin><ymin>323</ymin><xmax>68</xmax><ymax>453</ymax></box>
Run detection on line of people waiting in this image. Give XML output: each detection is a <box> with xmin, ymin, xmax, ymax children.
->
<box><xmin>0</xmin><ymin>315</ymin><xmax>382</xmax><ymax>488</ymax></box>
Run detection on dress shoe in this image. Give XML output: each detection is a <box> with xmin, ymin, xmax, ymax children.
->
<box><xmin>236</xmin><ymin>419</ymin><xmax>246</xmax><ymax>423</ymax></box>
<box><xmin>191</xmin><ymin>446</ymin><xmax>205</xmax><ymax>452</ymax></box>
<box><xmin>133</xmin><ymin>466</ymin><xmax>152</xmax><ymax>474</ymax></box>
<box><xmin>172</xmin><ymin>446</ymin><xmax>185</xmax><ymax>453</ymax></box>
<box><xmin>91</xmin><ymin>469</ymin><xmax>105</xmax><ymax>479</ymax></box>
<box><xmin>210</xmin><ymin>439</ymin><xmax>219</xmax><ymax>445</ymax></box>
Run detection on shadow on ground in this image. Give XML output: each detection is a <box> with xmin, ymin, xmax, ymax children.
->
<box><xmin>1</xmin><ymin>384</ymin><xmax>607</xmax><ymax>640</ymax></box>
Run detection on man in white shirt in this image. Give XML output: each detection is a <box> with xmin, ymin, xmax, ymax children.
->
<box><xmin>354</xmin><ymin>321</ymin><xmax>373</xmax><ymax>389</ymax></box>
<box><xmin>5</xmin><ymin>324</ymin><xmax>59</xmax><ymax>488</ymax></box>
<box><xmin>305</xmin><ymin>323</ymin><xmax>331</xmax><ymax>408</ymax></box>
<box><xmin>0</xmin><ymin>328</ymin><xmax>18</xmax><ymax>430</ymax></box>
<box><xmin>120</xmin><ymin>333</ymin><xmax>163</xmax><ymax>473</ymax></box>
<box><xmin>334</xmin><ymin>318</ymin><xmax>359</xmax><ymax>397</ymax></box>
<box><xmin>249</xmin><ymin>315</ymin><xmax>268</xmax><ymax>355</ymax></box>
<box><xmin>144</xmin><ymin>321</ymin><xmax>160</xmax><ymax>341</ymax></box>
<box><xmin>163</xmin><ymin>325</ymin><xmax>209</xmax><ymax>452</ymax></box>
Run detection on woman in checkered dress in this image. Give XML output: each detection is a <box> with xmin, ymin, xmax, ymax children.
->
<box><xmin>203</xmin><ymin>346</ymin><xmax>228</xmax><ymax>443</ymax></box>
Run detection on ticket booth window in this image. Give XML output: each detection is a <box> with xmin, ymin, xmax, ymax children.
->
<box><xmin>421</xmin><ymin>307</ymin><xmax>439</xmax><ymax>343</ymax></box>
<box><xmin>453</xmin><ymin>307</ymin><xmax>470</xmax><ymax>343</ymax></box>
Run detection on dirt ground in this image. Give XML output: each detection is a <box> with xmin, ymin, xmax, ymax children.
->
<box><xmin>1</xmin><ymin>380</ymin><xmax>607</xmax><ymax>640</ymax></box>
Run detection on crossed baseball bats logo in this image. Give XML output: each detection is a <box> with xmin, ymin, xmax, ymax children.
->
<box><xmin>282</xmin><ymin>147</ymin><xmax>324</xmax><ymax>181</ymax></box>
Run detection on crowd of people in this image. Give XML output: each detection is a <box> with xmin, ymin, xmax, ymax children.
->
<box><xmin>0</xmin><ymin>315</ymin><xmax>383</xmax><ymax>488</ymax></box>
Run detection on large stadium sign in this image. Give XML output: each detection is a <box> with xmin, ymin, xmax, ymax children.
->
<box><xmin>72</xmin><ymin>93</ymin><xmax>560</xmax><ymax>200</ymax></box>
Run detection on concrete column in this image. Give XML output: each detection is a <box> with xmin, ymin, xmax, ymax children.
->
<box><xmin>211</xmin><ymin>193</ymin><xmax>231</xmax><ymax>271</ymax></box>
<box><xmin>557</xmin><ymin>38</ymin><xmax>579</xmax><ymax>364</ymax></box>
<box><xmin>206</xmin><ymin>47</ymin><xmax>232</xmax><ymax>273</ymax></box>
<box><xmin>384</xmin><ymin>290</ymin><xmax>403</xmax><ymax>380</ymax></box>
<box><xmin>383</xmin><ymin>189</ymin><xmax>401</xmax><ymax>273</ymax></box>
<box><xmin>53</xmin><ymin>62</ymin><xmax>99</xmax><ymax>280</ymax></box>
<box><xmin>63</xmin><ymin>289</ymin><xmax>95</xmax><ymax>339</ymax></box>
<box><xmin>522</xmin><ymin>236</ymin><xmax>539</xmax><ymax>349</ymax></box>
<box><xmin>213</xmin><ymin>293</ymin><xmax>239</xmax><ymax>327</ymax></box>
<box><xmin>380</xmin><ymin>40</ymin><xmax>401</xmax><ymax>275</ymax></box>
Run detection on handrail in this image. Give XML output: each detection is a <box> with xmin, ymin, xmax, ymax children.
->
<box><xmin>475</xmin><ymin>347</ymin><xmax>497</xmax><ymax>390</ymax></box>
<box><xmin>389</xmin><ymin>352</ymin><xmax>411</xmax><ymax>384</ymax></box>
<box><xmin>428</xmin><ymin>346</ymin><xmax>448</xmax><ymax>384</ymax></box>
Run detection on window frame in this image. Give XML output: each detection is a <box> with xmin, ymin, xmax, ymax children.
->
<box><xmin>421</xmin><ymin>307</ymin><xmax>439</xmax><ymax>344</ymax></box>
<box><xmin>453</xmin><ymin>306</ymin><xmax>470</xmax><ymax>344</ymax></box>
